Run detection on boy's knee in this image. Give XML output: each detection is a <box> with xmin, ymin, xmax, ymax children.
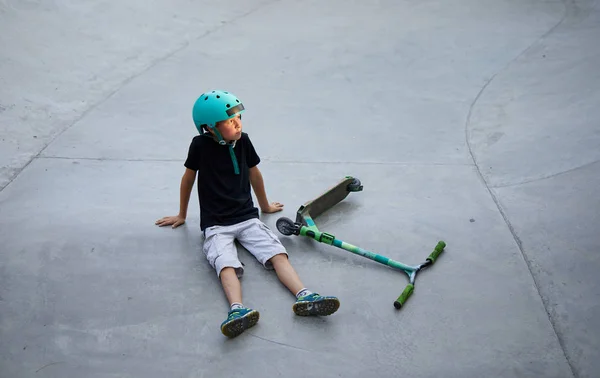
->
<box><xmin>218</xmin><ymin>265</ymin><xmax>243</xmax><ymax>279</ymax></box>
<box><xmin>268</xmin><ymin>253</ymin><xmax>288</xmax><ymax>265</ymax></box>
<box><xmin>269</xmin><ymin>253</ymin><xmax>290</xmax><ymax>269</ymax></box>
<box><xmin>220</xmin><ymin>267</ymin><xmax>236</xmax><ymax>275</ymax></box>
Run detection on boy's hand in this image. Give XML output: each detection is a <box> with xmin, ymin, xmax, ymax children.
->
<box><xmin>155</xmin><ymin>215</ymin><xmax>186</xmax><ymax>228</ymax></box>
<box><xmin>261</xmin><ymin>202</ymin><xmax>284</xmax><ymax>213</ymax></box>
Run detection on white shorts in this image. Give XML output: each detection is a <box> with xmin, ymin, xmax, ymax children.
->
<box><xmin>202</xmin><ymin>218</ymin><xmax>288</xmax><ymax>278</ymax></box>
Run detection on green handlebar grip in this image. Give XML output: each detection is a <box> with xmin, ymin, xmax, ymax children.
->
<box><xmin>426</xmin><ymin>241</ymin><xmax>446</xmax><ymax>264</ymax></box>
<box><xmin>393</xmin><ymin>284</ymin><xmax>414</xmax><ymax>309</ymax></box>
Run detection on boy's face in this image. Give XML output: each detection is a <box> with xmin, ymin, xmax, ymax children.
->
<box><xmin>212</xmin><ymin>114</ymin><xmax>242</xmax><ymax>142</ymax></box>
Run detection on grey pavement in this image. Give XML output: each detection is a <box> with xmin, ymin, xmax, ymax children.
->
<box><xmin>1</xmin><ymin>0</ymin><xmax>599</xmax><ymax>377</ymax></box>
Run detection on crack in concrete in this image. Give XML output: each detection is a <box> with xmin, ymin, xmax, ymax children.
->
<box><xmin>35</xmin><ymin>361</ymin><xmax>65</xmax><ymax>373</ymax></box>
<box><xmin>247</xmin><ymin>333</ymin><xmax>313</xmax><ymax>352</ymax></box>
<box><xmin>491</xmin><ymin>158</ymin><xmax>600</xmax><ymax>189</ymax></box>
<box><xmin>0</xmin><ymin>0</ymin><xmax>282</xmax><ymax>193</ymax></box>
<box><xmin>38</xmin><ymin>156</ymin><xmax>183</xmax><ymax>162</ymax></box>
<box><xmin>465</xmin><ymin>1</ymin><xmax>579</xmax><ymax>377</ymax></box>
<box><xmin>36</xmin><ymin>155</ymin><xmax>474</xmax><ymax>166</ymax></box>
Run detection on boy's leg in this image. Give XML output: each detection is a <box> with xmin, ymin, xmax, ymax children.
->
<box><xmin>218</xmin><ymin>267</ymin><xmax>259</xmax><ymax>338</ymax></box>
<box><xmin>269</xmin><ymin>254</ymin><xmax>304</xmax><ymax>294</ymax></box>
<box><xmin>220</xmin><ymin>267</ymin><xmax>243</xmax><ymax>305</ymax></box>
<box><xmin>203</xmin><ymin>225</ymin><xmax>259</xmax><ymax>337</ymax></box>
<box><xmin>269</xmin><ymin>254</ymin><xmax>340</xmax><ymax>316</ymax></box>
<box><xmin>237</xmin><ymin>219</ymin><xmax>340</xmax><ymax>316</ymax></box>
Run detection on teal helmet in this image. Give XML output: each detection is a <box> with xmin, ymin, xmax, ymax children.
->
<box><xmin>191</xmin><ymin>90</ymin><xmax>245</xmax><ymax>175</ymax></box>
<box><xmin>192</xmin><ymin>90</ymin><xmax>245</xmax><ymax>136</ymax></box>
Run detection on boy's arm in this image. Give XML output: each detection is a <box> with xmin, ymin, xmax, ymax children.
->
<box><xmin>249</xmin><ymin>165</ymin><xmax>283</xmax><ymax>213</ymax></box>
<box><xmin>156</xmin><ymin>168</ymin><xmax>197</xmax><ymax>228</ymax></box>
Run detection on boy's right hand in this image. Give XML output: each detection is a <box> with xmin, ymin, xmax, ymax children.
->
<box><xmin>155</xmin><ymin>215</ymin><xmax>186</xmax><ymax>228</ymax></box>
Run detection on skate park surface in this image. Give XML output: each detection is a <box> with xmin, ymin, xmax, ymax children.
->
<box><xmin>1</xmin><ymin>0</ymin><xmax>599</xmax><ymax>377</ymax></box>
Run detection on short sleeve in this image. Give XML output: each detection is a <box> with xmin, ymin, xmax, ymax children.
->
<box><xmin>245</xmin><ymin>134</ymin><xmax>260</xmax><ymax>168</ymax></box>
<box><xmin>184</xmin><ymin>136</ymin><xmax>201</xmax><ymax>171</ymax></box>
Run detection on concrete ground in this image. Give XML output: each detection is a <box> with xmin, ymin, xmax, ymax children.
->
<box><xmin>1</xmin><ymin>0</ymin><xmax>599</xmax><ymax>377</ymax></box>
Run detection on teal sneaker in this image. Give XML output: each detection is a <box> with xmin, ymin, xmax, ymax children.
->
<box><xmin>293</xmin><ymin>293</ymin><xmax>340</xmax><ymax>316</ymax></box>
<box><xmin>220</xmin><ymin>307</ymin><xmax>260</xmax><ymax>338</ymax></box>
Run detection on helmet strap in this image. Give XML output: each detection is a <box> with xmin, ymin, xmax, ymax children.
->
<box><xmin>210</xmin><ymin>126</ymin><xmax>227</xmax><ymax>145</ymax></box>
<box><xmin>228</xmin><ymin>145</ymin><xmax>240</xmax><ymax>175</ymax></box>
<box><xmin>210</xmin><ymin>125</ymin><xmax>240</xmax><ymax>175</ymax></box>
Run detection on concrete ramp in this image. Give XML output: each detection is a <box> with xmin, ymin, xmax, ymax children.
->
<box><xmin>1</xmin><ymin>1</ymin><xmax>598</xmax><ymax>377</ymax></box>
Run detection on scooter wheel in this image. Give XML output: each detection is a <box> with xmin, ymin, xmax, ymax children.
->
<box><xmin>347</xmin><ymin>178</ymin><xmax>363</xmax><ymax>192</ymax></box>
<box><xmin>276</xmin><ymin>217</ymin><xmax>300</xmax><ymax>236</ymax></box>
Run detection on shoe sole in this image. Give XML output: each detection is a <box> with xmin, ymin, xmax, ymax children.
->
<box><xmin>221</xmin><ymin>310</ymin><xmax>260</xmax><ymax>338</ymax></box>
<box><xmin>293</xmin><ymin>297</ymin><xmax>340</xmax><ymax>316</ymax></box>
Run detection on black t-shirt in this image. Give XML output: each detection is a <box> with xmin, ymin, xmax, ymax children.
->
<box><xmin>184</xmin><ymin>132</ymin><xmax>260</xmax><ymax>230</ymax></box>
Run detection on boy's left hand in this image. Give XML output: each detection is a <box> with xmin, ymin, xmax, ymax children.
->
<box><xmin>262</xmin><ymin>202</ymin><xmax>284</xmax><ymax>213</ymax></box>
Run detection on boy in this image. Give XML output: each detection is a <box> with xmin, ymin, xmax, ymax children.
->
<box><xmin>156</xmin><ymin>90</ymin><xmax>339</xmax><ymax>338</ymax></box>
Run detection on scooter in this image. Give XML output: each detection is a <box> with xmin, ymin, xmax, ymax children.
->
<box><xmin>276</xmin><ymin>176</ymin><xmax>446</xmax><ymax>309</ymax></box>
